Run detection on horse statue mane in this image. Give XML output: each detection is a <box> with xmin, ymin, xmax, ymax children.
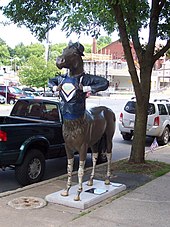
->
<box><xmin>52</xmin><ymin>42</ymin><xmax>116</xmax><ymax>201</ymax></box>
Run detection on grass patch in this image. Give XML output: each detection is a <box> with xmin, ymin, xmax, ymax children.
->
<box><xmin>111</xmin><ymin>159</ymin><xmax>170</xmax><ymax>177</ymax></box>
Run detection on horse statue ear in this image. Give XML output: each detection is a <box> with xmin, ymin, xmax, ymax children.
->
<box><xmin>74</xmin><ymin>42</ymin><xmax>85</xmax><ymax>56</ymax></box>
<box><xmin>77</xmin><ymin>41</ymin><xmax>80</xmax><ymax>48</ymax></box>
<box><xmin>68</xmin><ymin>40</ymin><xmax>73</xmax><ymax>47</ymax></box>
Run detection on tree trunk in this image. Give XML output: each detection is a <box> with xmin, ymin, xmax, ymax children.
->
<box><xmin>129</xmin><ymin>68</ymin><xmax>151</xmax><ymax>163</ymax></box>
<box><xmin>129</xmin><ymin>100</ymin><xmax>148</xmax><ymax>163</ymax></box>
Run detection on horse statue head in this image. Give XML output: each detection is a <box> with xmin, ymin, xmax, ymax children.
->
<box><xmin>56</xmin><ymin>42</ymin><xmax>85</xmax><ymax>77</ymax></box>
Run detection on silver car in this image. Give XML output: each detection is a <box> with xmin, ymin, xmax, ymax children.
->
<box><xmin>119</xmin><ymin>97</ymin><xmax>170</xmax><ymax>145</ymax></box>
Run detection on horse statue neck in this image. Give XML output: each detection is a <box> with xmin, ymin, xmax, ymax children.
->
<box><xmin>69</xmin><ymin>60</ymin><xmax>84</xmax><ymax>77</ymax></box>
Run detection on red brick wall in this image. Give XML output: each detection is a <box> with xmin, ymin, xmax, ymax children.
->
<box><xmin>97</xmin><ymin>40</ymin><xmax>137</xmax><ymax>60</ymax></box>
<box><xmin>93</xmin><ymin>39</ymin><xmax>163</xmax><ymax>69</ymax></box>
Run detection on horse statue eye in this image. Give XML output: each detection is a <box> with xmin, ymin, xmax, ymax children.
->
<box><xmin>74</xmin><ymin>52</ymin><xmax>79</xmax><ymax>56</ymax></box>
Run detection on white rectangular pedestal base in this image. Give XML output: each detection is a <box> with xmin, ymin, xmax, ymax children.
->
<box><xmin>45</xmin><ymin>180</ymin><xmax>126</xmax><ymax>209</ymax></box>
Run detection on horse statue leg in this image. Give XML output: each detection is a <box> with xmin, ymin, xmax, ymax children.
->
<box><xmin>87</xmin><ymin>152</ymin><xmax>98</xmax><ymax>186</ymax></box>
<box><xmin>74</xmin><ymin>144</ymin><xmax>88</xmax><ymax>201</ymax></box>
<box><xmin>87</xmin><ymin>130</ymin><xmax>113</xmax><ymax>186</ymax></box>
<box><xmin>87</xmin><ymin>151</ymin><xmax>112</xmax><ymax>186</ymax></box>
<box><xmin>61</xmin><ymin>157</ymin><xmax>74</xmax><ymax>196</ymax></box>
<box><xmin>61</xmin><ymin>144</ymin><xmax>74</xmax><ymax>197</ymax></box>
<box><xmin>105</xmin><ymin>152</ymin><xmax>112</xmax><ymax>185</ymax></box>
<box><xmin>74</xmin><ymin>160</ymin><xmax>86</xmax><ymax>201</ymax></box>
<box><xmin>105</xmin><ymin>133</ymin><xmax>113</xmax><ymax>185</ymax></box>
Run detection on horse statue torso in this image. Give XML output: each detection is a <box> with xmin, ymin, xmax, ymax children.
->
<box><xmin>63</xmin><ymin>106</ymin><xmax>110</xmax><ymax>149</ymax></box>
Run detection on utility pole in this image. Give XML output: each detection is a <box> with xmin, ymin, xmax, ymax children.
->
<box><xmin>44</xmin><ymin>30</ymin><xmax>50</xmax><ymax>95</ymax></box>
<box><xmin>105</xmin><ymin>62</ymin><xmax>108</xmax><ymax>79</ymax></box>
<box><xmin>45</xmin><ymin>31</ymin><xmax>50</xmax><ymax>63</ymax></box>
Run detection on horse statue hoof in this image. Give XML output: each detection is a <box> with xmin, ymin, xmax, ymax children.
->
<box><xmin>61</xmin><ymin>190</ymin><xmax>69</xmax><ymax>197</ymax></box>
<box><xmin>74</xmin><ymin>195</ymin><xmax>80</xmax><ymax>201</ymax></box>
<box><xmin>87</xmin><ymin>179</ymin><xmax>93</xmax><ymax>186</ymax></box>
<box><xmin>105</xmin><ymin>179</ymin><xmax>110</xmax><ymax>185</ymax></box>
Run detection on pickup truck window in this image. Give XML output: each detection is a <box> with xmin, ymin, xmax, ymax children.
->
<box><xmin>42</xmin><ymin>103</ymin><xmax>60</xmax><ymax>121</ymax></box>
<box><xmin>28</xmin><ymin>104</ymin><xmax>41</xmax><ymax>117</ymax></box>
<box><xmin>11</xmin><ymin>100</ymin><xmax>30</xmax><ymax>116</ymax></box>
<box><xmin>11</xmin><ymin>100</ymin><xmax>60</xmax><ymax>122</ymax></box>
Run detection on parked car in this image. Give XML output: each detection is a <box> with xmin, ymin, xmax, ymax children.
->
<box><xmin>23</xmin><ymin>91</ymin><xmax>35</xmax><ymax>98</ymax></box>
<box><xmin>0</xmin><ymin>94</ymin><xmax>6</xmax><ymax>104</ymax></box>
<box><xmin>22</xmin><ymin>87</ymin><xmax>35</xmax><ymax>92</ymax></box>
<box><xmin>119</xmin><ymin>97</ymin><xmax>170</xmax><ymax>145</ymax></box>
<box><xmin>0</xmin><ymin>85</ymin><xmax>27</xmax><ymax>104</ymax></box>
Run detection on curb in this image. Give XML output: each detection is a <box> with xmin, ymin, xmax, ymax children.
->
<box><xmin>0</xmin><ymin>172</ymin><xmax>68</xmax><ymax>199</ymax></box>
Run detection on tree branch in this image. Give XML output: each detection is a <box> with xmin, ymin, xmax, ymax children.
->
<box><xmin>153</xmin><ymin>39</ymin><xmax>170</xmax><ymax>62</ymax></box>
<box><xmin>148</xmin><ymin>0</ymin><xmax>166</xmax><ymax>53</ymax></box>
<box><xmin>126</xmin><ymin>14</ymin><xmax>144</xmax><ymax>64</ymax></box>
<box><xmin>108</xmin><ymin>0</ymin><xmax>142</xmax><ymax>98</ymax></box>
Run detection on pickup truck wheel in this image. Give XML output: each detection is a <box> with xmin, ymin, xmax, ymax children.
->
<box><xmin>15</xmin><ymin>149</ymin><xmax>45</xmax><ymax>186</ymax></box>
<box><xmin>157</xmin><ymin>127</ymin><xmax>170</xmax><ymax>146</ymax></box>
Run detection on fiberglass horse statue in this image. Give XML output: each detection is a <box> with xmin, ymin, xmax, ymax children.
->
<box><xmin>48</xmin><ymin>42</ymin><xmax>116</xmax><ymax>201</ymax></box>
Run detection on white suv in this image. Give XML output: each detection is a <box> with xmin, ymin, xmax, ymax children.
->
<box><xmin>119</xmin><ymin>97</ymin><xmax>170</xmax><ymax>145</ymax></box>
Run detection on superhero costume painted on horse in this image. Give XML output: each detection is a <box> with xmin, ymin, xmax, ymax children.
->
<box><xmin>48</xmin><ymin>72</ymin><xmax>109</xmax><ymax>120</ymax></box>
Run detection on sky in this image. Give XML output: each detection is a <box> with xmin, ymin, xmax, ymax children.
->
<box><xmin>0</xmin><ymin>22</ymin><xmax>120</xmax><ymax>48</ymax></box>
<box><xmin>0</xmin><ymin>0</ymin><xmax>119</xmax><ymax>48</ymax></box>
<box><xmin>0</xmin><ymin>22</ymin><xmax>97</xmax><ymax>48</ymax></box>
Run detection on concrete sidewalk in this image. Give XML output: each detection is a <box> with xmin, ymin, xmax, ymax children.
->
<box><xmin>0</xmin><ymin>144</ymin><xmax>170</xmax><ymax>227</ymax></box>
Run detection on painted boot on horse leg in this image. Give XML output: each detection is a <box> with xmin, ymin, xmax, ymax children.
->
<box><xmin>61</xmin><ymin>157</ymin><xmax>74</xmax><ymax>196</ymax></box>
<box><xmin>87</xmin><ymin>152</ymin><xmax>98</xmax><ymax>186</ymax></box>
<box><xmin>74</xmin><ymin>160</ymin><xmax>86</xmax><ymax>201</ymax></box>
<box><xmin>105</xmin><ymin>152</ymin><xmax>112</xmax><ymax>185</ymax></box>
<box><xmin>104</xmin><ymin>112</ymin><xmax>115</xmax><ymax>185</ymax></box>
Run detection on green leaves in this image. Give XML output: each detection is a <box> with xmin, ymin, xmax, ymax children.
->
<box><xmin>0</xmin><ymin>39</ymin><xmax>11</xmax><ymax>65</ymax></box>
<box><xmin>97</xmin><ymin>36</ymin><xmax>112</xmax><ymax>49</ymax></box>
<box><xmin>19</xmin><ymin>56</ymin><xmax>60</xmax><ymax>88</ymax></box>
<box><xmin>1</xmin><ymin>0</ymin><xmax>169</xmax><ymax>44</ymax></box>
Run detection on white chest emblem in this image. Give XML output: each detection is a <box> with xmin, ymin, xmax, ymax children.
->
<box><xmin>61</xmin><ymin>83</ymin><xmax>76</xmax><ymax>101</ymax></box>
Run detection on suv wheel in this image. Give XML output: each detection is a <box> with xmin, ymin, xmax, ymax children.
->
<box><xmin>157</xmin><ymin>127</ymin><xmax>170</xmax><ymax>145</ymax></box>
<box><xmin>122</xmin><ymin>133</ymin><xmax>133</xmax><ymax>141</ymax></box>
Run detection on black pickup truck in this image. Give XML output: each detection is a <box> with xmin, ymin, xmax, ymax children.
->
<box><xmin>0</xmin><ymin>98</ymin><xmax>66</xmax><ymax>186</ymax></box>
<box><xmin>0</xmin><ymin>98</ymin><xmax>106</xmax><ymax>186</ymax></box>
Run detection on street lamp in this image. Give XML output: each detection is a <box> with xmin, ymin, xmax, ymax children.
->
<box><xmin>162</xmin><ymin>62</ymin><xmax>165</xmax><ymax>88</ymax></box>
<box><xmin>45</xmin><ymin>31</ymin><xmax>50</xmax><ymax>63</ymax></box>
<box><xmin>105</xmin><ymin>62</ymin><xmax>108</xmax><ymax>79</ymax></box>
<box><xmin>5</xmin><ymin>79</ymin><xmax>9</xmax><ymax>104</ymax></box>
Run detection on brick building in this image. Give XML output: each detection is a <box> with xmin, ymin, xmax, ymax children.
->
<box><xmin>83</xmin><ymin>38</ymin><xmax>169</xmax><ymax>92</ymax></box>
<box><xmin>94</xmin><ymin>38</ymin><xmax>164</xmax><ymax>70</ymax></box>
<box><xmin>93</xmin><ymin>38</ymin><xmax>137</xmax><ymax>61</ymax></box>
